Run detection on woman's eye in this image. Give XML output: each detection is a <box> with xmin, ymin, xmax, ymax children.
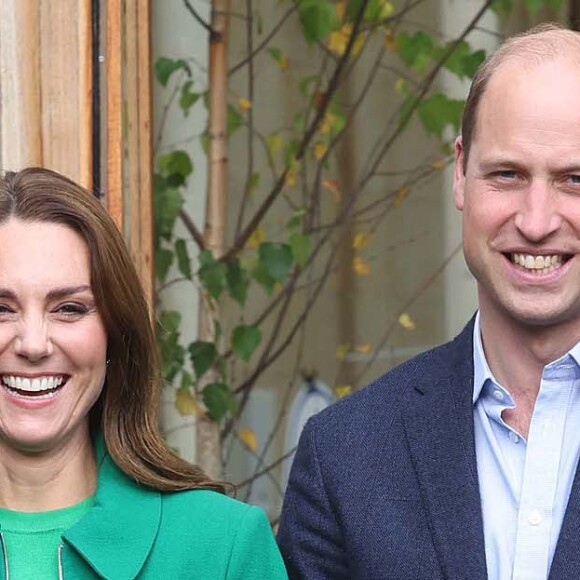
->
<box><xmin>0</xmin><ymin>304</ymin><xmax>14</xmax><ymax>314</ymax></box>
<box><xmin>55</xmin><ymin>303</ymin><xmax>89</xmax><ymax>316</ymax></box>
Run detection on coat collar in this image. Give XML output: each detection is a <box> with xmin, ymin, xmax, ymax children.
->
<box><xmin>402</xmin><ymin>318</ymin><xmax>488</xmax><ymax>580</ymax></box>
<box><xmin>62</xmin><ymin>434</ymin><xmax>161</xmax><ymax>579</ymax></box>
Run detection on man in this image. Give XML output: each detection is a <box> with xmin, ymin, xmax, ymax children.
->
<box><xmin>278</xmin><ymin>24</ymin><xmax>580</xmax><ymax>580</ymax></box>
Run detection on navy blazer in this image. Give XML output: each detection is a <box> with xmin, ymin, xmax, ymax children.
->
<box><xmin>278</xmin><ymin>320</ymin><xmax>580</xmax><ymax>579</ymax></box>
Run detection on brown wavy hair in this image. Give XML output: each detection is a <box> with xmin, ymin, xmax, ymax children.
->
<box><xmin>461</xmin><ymin>23</ymin><xmax>580</xmax><ymax>173</ymax></box>
<box><xmin>0</xmin><ymin>167</ymin><xmax>225</xmax><ymax>493</ymax></box>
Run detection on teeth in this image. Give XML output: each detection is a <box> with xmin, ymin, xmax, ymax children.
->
<box><xmin>1</xmin><ymin>376</ymin><xmax>64</xmax><ymax>392</ymax></box>
<box><xmin>511</xmin><ymin>253</ymin><xmax>564</xmax><ymax>271</ymax></box>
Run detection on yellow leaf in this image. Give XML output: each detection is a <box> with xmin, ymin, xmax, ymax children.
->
<box><xmin>328</xmin><ymin>24</ymin><xmax>365</xmax><ymax>57</ymax></box>
<box><xmin>246</xmin><ymin>226</ymin><xmax>266</xmax><ymax>250</ymax></box>
<box><xmin>394</xmin><ymin>78</ymin><xmax>406</xmax><ymax>95</ymax></box>
<box><xmin>353</xmin><ymin>232</ymin><xmax>371</xmax><ymax>250</ymax></box>
<box><xmin>398</xmin><ymin>312</ymin><xmax>416</xmax><ymax>330</ymax></box>
<box><xmin>336</xmin><ymin>0</ymin><xmax>347</xmax><ymax>21</ymax></box>
<box><xmin>238</xmin><ymin>97</ymin><xmax>252</xmax><ymax>111</ymax></box>
<box><xmin>321</xmin><ymin>112</ymin><xmax>337</xmax><ymax>135</ymax></box>
<box><xmin>393</xmin><ymin>185</ymin><xmax>410</xmax><ymax>208</ymax></box>
<box><xmin>285</xmin><ymin>168</ymin><xmax>297</xmax><ymax>188</ymax></box>
<box><xmin>313</xmin><ymin>142</ymin><xmax>328</xmax><ymax>160</ymax></box>
<box><xmin>353</xmin><ymin>256</ymin><xmax>371</xmax><ymax>276</ymax></box>
<box><xmin>378</xmin><ymin>1</ymin><xmax>395</xmax><ymax>19</ymax></box>
<box><xmin>323</xmin><ymin>179</ymin><xmax>342</xmax><ymax>203</ymax></box>
<box><xmin>336</xmin><ymin>343</ymin><xmax>351</xmax><ymax>361</ymax></box>
<box><xmin>335</xmin><ymin>385</ymin><xmax>352</xmax><ymax>399</ymax></box>
<box><xmin>175</xmin><ymin>389</ymin><xmax>201</xmax><ymax>417</ymax></box>
<box><xmin>354</xmin><ymin>343</ymin><xmax>372</xmax><ymax>354</ymax></box>
<box><xmin>239</xmin><ymin>428</ymin><xmax>258</xmax><ymax>452</ymax></box>
<box><xmin>431</xmin><ymin>158</ymin><xmax>447</xmax><ymax>170</ymax></box>
<box><xmin>384</xmin><ymin>29</ymin><xmax>397</xmax><ymax>51</ymax></box>
<box><xmin>266</xmin><ymin>132</ymin><xmax>284</xmax><ymax>160</ymax></box>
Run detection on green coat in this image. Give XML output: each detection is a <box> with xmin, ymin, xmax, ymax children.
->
<box><xmin>0</xmin><ymin>438</ymin><xmax>288</xmax><ymax>579</ymax></box>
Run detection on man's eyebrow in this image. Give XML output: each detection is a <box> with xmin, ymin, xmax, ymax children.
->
<box><xmin>0</xmin><ymin>285</ymin><xmax>93</xmax><ymax>301</ymax></box>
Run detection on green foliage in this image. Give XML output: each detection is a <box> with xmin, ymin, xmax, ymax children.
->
<box><xmin>157</xmin><ymin>150</ymin><xmax>193</xmax><ymax>187</ymax></box>
<box><xmin>289</xmin><ymin>232</ymin><xmax>312</xmax><ymax>267</ymax></box>
<box><xmin>174</xmin><ymin>239</ymin><xmax>192</xmax><ymax>279</ymax></box>
<box><xmin>153</xmin><ymin>177</ymin><xmax>183</xmax><ymax>242</ymax></box>
<box><xmin>179</xmin><ymin>81</ymin><xmax>202</xmax><ymax>116</ymax></box>
<box><xmin>437</xmin><ymin>41</ymin><xmax>486</xmax><ymax>80</ymax></box>
<box><xmin>226</xmin><ymin>258</ymin><xmax>250</xmax><ymax>306</ymax></box>
<box><xmin>189</xmin><ymin>341</ymin><xmax>217</xmax><ymax>379</ymax></box>
<box><xmin>232</xmin><ymin>325</ymin><xmax>262</xmax><ymax>362</ymax></box>
<box><xmin>202</xmin><ymin>382</ymin><xmax>238</xmax><ymax>421</ymax></box>
<box><xmin>259</xmin><ymin>242</ymin><xmax>294</xmax><ymax>282</ymax></box>
<box><xmin>198</xmin><ymin>250</ymin><xmax>228</xmax><ymax>299</ymax></box>
<box><xmin>157</xmin><ymin>310</ymin><xmax>185</xmax><ymax>383</ymax></box>
<box><xmin>417</xmin><ymin>94</ymin><xmax>464</xmax><ymax>138</ymax></box>
<box><xmin>155</xmin><ymin>57</ymin><xmax>190</xmax><ymax>87</ymax></box>
<box><xmin>397</xmin><ymin>31</ymin><xmax>434</xmax><ymax>73</ymax></box>
<box><xmin>297</xmin><ymin>0</ymin><xmax>337</xmax><ymax>44</ymax></box>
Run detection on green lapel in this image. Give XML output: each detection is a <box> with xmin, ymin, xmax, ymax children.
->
<box><xmin>61</xmin><ymin>435</ymin><xmax>161</xmax><ymax>579</ymax></box>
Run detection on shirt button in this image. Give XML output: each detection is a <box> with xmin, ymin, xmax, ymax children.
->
<box><xmin>493</xmin><ymin>390</ymin><xmax>504</xmax><ymax>401</ymax></box>
<box><xmin>528</xmin><ymin>510</ymin><xmax>542</xmax><ymax>526</ymax></box>
<box><xmin>508</xmin><ymin>431</ymin><xmax>519</xmax><ymax>444</ymax></box>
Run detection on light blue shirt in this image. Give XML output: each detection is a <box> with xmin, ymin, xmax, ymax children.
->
<box><xmin>473</xmin><ymin>313</ymin><xmax>580</xmax><ymax>580</ymax></box>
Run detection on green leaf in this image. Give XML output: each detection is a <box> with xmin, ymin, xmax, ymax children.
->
<box><xmin>153</xmin><ymin>176</ymin><xmax>183</xmax><ymax>241</ymax></box>
<box><xmin>157</xmin><ymin>310</ymin><xmax>185</xmax><ymax>383</ymax></box>
<box><xmin>157</xmin><ymin>150</ymin><xmax>193</xmax><ymax>187</ymax></box>
<box><xmin>259</xmin><ymin>242</ymin><xmax>293</xmax><ymax>282</ymax></box>
<box><xmin>287</xmin><ymin>208</ymin><xmax>307</xmax><ymax>231</ymax></box>
<box><xmin>228</xmin><ymin>105</ymin><xmax>244</xmax><ymax>137</ymax></box>
<box><xmin>232</xmin><ymin>325</ymin><xmax>262</xmax><ymax>362</ymax></box>
<box><xmin>417</xmin><ymin>94</ymin><xmax>464</xmax><ymax>138</ymax></box>
<box><xmin>174</xmin><ymin>239</ymin><xmax>192</xmax><ymax>279</ymax></box>
<box><xmin>197</xmin><ymin>250</ymin><xmax>227</xmax><ymax>299</ymax></box>
<box><xmin>155</xmin><ymin>247</ymin><xmax>174</xmax><ymax>282</ymax></box>
<box><xmin>298</xmin><ymin>75</ymin><xmax>318</xmax><ymax>98</ymax></box>
<box><xmin>298</xmin><ymin>0</ymin><xmax>336</xmax><ymax>44</ymax></box>
<box><xmin>202</xmin><ymin>382</ymin><xmax>237</xmax><ymax>421</ymax></box>
<box><xmin>226</xmin><ymin>258</ymin><xmax>250</xmax><ymax>306</ymax></box>
<box><xmin>491</xmin><ymin>0</ymin><xmax>512</xmax><ymax>16</ymax></box>
<box><xmin>267</xmin><ymin>47</ymin><xmax>286</xmax><ymax>67</ymax></box>
<box><xmin>397</xmin><ymin>31</ymin><xmax>434</xmax><ymax>72</ymax></box>
<box><xmin>180</xmin><ymin>370</ymin><xmax>193</xmax><ymax>391</ymax></box>
<box><xmin>252</xmin><ymin>263</ymin><xmax>276</xmax><ymax>295</ymax></box>
<box><xmin>437</xmin><ymin>41</ymin><xmax>485</xmax><ymax>80</ymax></box>
<box><xmin>188</xmin><ymin>341</ymin><xmax>217</xmax><ymax>379</ymax></box>
<box><xmin>289</xmin><ymin>232</ymin><xmax>312</xmax><ymax>267</ymax></box>
<box><xmin>155</xmin><ymin>57</ymin><xmax>190</xmax><ymax>87</ymax></box>
<box><xmin>179</xmin><ymin>80</ymin><xmax>202</xmax><ymax>116</ymax></box>
<box><xmin>524</xmin><ymin>0</ymin><xmax>543</xmax><ymax>12</ymax></box>
<box><xmin>545</xmin><ymin>0</ymin><xmax>565</xmax><ymax>9</ymax></box>
<box><xmin>245</xmin><ymin>172</ymin><xmax>260</xmax><ymax>197</ymax></box>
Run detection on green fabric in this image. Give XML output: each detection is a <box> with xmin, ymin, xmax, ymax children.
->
<box><xmin>0</xmin><ymin>495</ymin><xmax>93</xmax><ymax>580</ymax></box>
<box><xmin>0</xmin><ymin>436</ymin><xmax>288</xmax><ymax>579</ymax></box>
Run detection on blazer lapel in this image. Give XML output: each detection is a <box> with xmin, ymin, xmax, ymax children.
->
<box><xmin>548</xmin><ymin>459</ymin><xmax>580</xmax><ymax>579</ymax></box>
<box><xmin>402</xmin><ymin>322</ymin><xmax>487</xmax><ymax>580</ymax></box>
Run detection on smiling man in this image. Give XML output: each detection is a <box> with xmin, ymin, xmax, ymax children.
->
<box><xmin>278</xmin><ymin>24</ymin><xmax>580</xmax><ymax>580</ymax></box>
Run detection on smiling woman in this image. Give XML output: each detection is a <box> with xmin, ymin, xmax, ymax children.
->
<box><xmin>0</xmin><ymin>168</ymin><xmax>288</xmax><ymax>579</ymax></box>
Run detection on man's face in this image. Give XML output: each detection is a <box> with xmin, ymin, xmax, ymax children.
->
<box><xmin>454</xmin><ymin>57</ymin><xmax>580</xmax><ymax>333</ymax></box>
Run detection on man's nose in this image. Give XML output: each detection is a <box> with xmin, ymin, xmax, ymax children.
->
<box><xmin>514</xmin><ymin>182</ymin><xmax>563</xmax><ymax>242</ymax></box>
<box><xmin>14</xmin><ymin>317</ymin><xmax>53</xmax><ymax>361</ymax></box>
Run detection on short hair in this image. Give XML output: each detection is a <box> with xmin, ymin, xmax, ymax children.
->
<box><xmin>0</xmin><ymin>167</ymin><xmax>225</xmax><ymax>493</ymax></box>
<box><xmin>461</xmin><ymin>23</ymin><xmax>580</xmax><ymax>173</ymax></box>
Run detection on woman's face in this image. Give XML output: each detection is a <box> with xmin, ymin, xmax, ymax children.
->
<box><xmin>0</xmin><ymin>218</ymin><xmax>107</xmax><ymax>454</ymax></box>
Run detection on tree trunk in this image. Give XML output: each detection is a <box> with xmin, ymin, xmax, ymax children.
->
<box><xmin>196</xmin><ymin>0</ymin><xmax>230</xmax><ymax>479</ymax></box>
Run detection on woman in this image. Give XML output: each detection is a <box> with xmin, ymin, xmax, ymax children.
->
<box><xmin>0</xmin><ymin>167</ymin><xmax>288</xmax><ymax>579</ymax></box>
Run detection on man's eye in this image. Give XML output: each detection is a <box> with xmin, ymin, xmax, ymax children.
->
<box><xmin>568</xmin><ymin>174</ymin><xmax>580</xmax><ymax>184</ymax></box>
<box><xmin>496</xmin><ymin>170</ymin><xmax>517</xmax><ymax>179</ymax></box>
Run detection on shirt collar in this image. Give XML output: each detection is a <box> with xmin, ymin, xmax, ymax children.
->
<box><xmin>472</xmin><ymin>311</ymin><xmax>580</xmax><ymax>404</ymax></box>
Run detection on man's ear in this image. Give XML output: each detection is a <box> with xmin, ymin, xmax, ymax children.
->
<box><xmin>453</xmin><ymin>136</ymin><xmax>466</xmax><ymax>211</ymax></box>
